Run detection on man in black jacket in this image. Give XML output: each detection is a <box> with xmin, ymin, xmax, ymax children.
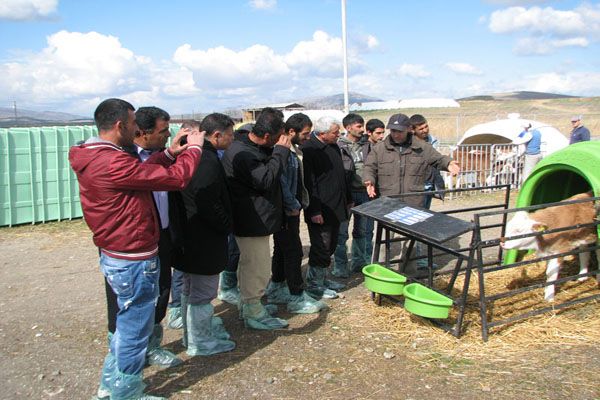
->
<box><xmin>170</xmin><ymin>114</ymin><xmax>237</xmax><ymax>356</ymax></box>
<box><xmin>302</xmin><ymin>116</ymin><xmax>352</xmax><ymax>299</ymax></box>
<box><xmin>221</xmin><ymin>108</ymin><xmax>291</xmax><ymax>330</ymax></box>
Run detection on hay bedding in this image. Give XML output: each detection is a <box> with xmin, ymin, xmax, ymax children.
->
<box><xmin>364</xmin><ymin>254</ymin><xmax>600</xmax><ymax>359</ymax></box>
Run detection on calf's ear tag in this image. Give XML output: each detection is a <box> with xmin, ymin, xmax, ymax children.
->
<box><xmin>533</xmin><ymin>223</ymin><xmax>547</xmax><ymax>232</ymax></box>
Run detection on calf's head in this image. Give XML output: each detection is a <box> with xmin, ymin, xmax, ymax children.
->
<box><xmin>501</xmin><ymin>211</ymin><xmax>547</xmax><ymax>250</ymax></box>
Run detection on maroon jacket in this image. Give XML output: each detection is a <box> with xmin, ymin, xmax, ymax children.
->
<box><xmin>69</xmin><ymin>138</ymin><xmax>202</xmax><ymax>260</ymax></box>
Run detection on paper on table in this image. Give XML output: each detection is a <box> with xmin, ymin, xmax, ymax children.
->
<box><xmin>384</xmin><ymin>206</ymin><xmax>433</xmax><ymax>226</ymax></box>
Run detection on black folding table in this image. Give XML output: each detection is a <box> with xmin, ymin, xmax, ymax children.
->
<box><xmin>352</xmin><ymin>196</ymin><xmax>476</xmax><ymax>336</ymax></box>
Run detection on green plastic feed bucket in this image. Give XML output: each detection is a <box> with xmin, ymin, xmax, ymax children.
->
<box><xmin>403</xmin><ymin>283</ymin><xmax>453</xmax><ymax>319</ymax></box>
<box><xmin>504</xmin><ymin>141</ymin><xmax>600</xmax><ymax>265</ymax></box>
<box><xmin>362</xmin><ymin>264</ymin><xmax>407</xmax><ymax>296</ymax></box>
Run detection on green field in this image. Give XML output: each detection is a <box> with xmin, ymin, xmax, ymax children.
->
<box><xmin>358</xmin><ymin>97</ymin><xmax>600</xmax><ymax>144</ymax></box>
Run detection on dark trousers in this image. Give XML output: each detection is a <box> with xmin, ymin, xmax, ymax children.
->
<box><xmin>271</xmin><ymin>215</ymin><xmax>304</xmax><ymax>295</ymax></box>
<box><xmin>169</xmin><ymin>269</ymin><xmax>184</xmax><ymax>308</ymax></box>
<box><xmin>105</xmin><ymin>228</ymin><xmax>173</xmax><ymax>333</ymax></box>
<box><xmin>223</xmin><ymin>233</ymin><xmax>240</xmax><ymax>273</ymax></box>
<box><xmin>307</xmin><ymin>220</ymin><xmax>340</xmax><ymax>268</ymax></box>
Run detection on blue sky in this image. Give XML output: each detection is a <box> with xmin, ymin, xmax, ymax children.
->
<box><xmin>0</xmin><ymin>0</ymin><xmax>599</xmax><ymax>116</ymax></box>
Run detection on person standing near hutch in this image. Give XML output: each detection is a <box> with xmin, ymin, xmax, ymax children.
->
<box><xmin>569</xmin><ymin>115</ymin><xmax>590</xmax><ymax>144</ymax></box>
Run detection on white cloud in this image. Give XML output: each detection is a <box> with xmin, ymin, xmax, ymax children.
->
<box><xmin>249</xmin><ymin>0</ymin><xmax>276</xmax><ymax>10</ymax></box>
<box><xmin>349</xmin><ymin>73</ymin><xmax>386</xmax><ymax>96</ymax></box>
<box><xmin>173</xmin><ymin>30</ymin><xmax>364</xmax><ymax>98</ymax></box>
<box><xmin>445</xmin><ymin>62</ymin><xmax>483</xmax><ymax>75</ymax></box>
<box><xmin>366</xmin><ymin>35</ymin><xmax>379</xmax><ymax>49</ymax></box>
<box><xmin>552</xmin><ymin>37</ymin><xmax>589</xmax><ymax>48</ymax></box>
<box><xmin>514</xmin><ymin>35</ymin><xmax>589</xmax><ymax>55</ymax></box>
<box><xmin>397</xmin><ymin>63</ymin><xmax>430</xmax><ymax>78</ymax></box>
<box><xmin>513</xmin><ymin>37</ymin><xmax>552</xmax><ymax>55</ymax></box>
<box><xmin>284</xmin><ymin>30</ymin><xmax>353</xmax><ymax>78</ymax></box>
<box><xmin>0</xmin><ymin>0</ymin><xmax>57</xmax><ymax>21</ymax></box>
<box><xmin>488</xmin><ymin>4</ymin><xmax>600</xmax><ymax>55</ymax></box>
<box><xmin>465</xmin><ymin>71</ymin><xmax>600</xmax><ymax>98</ymax></box>
<box><xmin>174</xmin><ymin>43</ymin><xmax>289</xmax><ymax>89</ymax></box>
<box><xmin>0</xmin><ymin>31</ymin><xmax>150</xmax><ymax>103</ymax></box>
<box><xmin>489</xmin><ymin>6</ymin><xmax>586</xmax><ymax>36</ymax></box>
<box><xmin>0</xmin><ymin>29</ymin><xmax>371</xmax><ymax>113</ymax></box>
<box><xmin>517</xmin><ymin>71</ymin><xmax>600</xmax><ymax>95</ymax></box>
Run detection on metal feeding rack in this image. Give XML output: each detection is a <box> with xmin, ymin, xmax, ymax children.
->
<box><xmin>352</xmin><ymin>185</ymin><xmax>600</xmax><ymax>341</ymax></box>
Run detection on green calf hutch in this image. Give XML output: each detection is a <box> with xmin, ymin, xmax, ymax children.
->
<box><xmin>505</xmin><ymin>141</ymin><xmax>600</xmax><ymax>265</ymax></box>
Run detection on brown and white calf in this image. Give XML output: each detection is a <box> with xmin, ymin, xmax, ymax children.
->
<box><xmin>501</xmin><ymin>192</ymin><xmax>599</xmax><ymax>301</ymax></box>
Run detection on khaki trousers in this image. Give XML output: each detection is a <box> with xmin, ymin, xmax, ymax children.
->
<box><xmin>235</xmin><ymin>235</ymin><xmax>271</xmax><ymax>303</ymax></box>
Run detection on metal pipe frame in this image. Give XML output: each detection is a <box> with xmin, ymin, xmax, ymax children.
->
<box><xmin>370</xmin><ymin>185</ymin><xmax>512</xmax><ymax>338</ymax></box>
<box><xmin>473</xmin><ymin>195</ymin><xmax>600</xmax><ymax>341</ymax></box>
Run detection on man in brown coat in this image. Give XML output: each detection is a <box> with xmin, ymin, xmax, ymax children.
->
<box><xmin>363</xmin><ymin>113</ymin><xmax>460</xmax><ymax>276</ymax></box>
<box><xmin>363</xmin><ymin>113</ymin><xmax>459</xmax><ymax>206</ymax></box>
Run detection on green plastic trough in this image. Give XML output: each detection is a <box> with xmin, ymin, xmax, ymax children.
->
<box><xmin>504</xmin><ymin>141</ymin><xmax>600</xmax><ymax>265</ymax></box>
<box><xmin>362</xmin><ymin>264</ymin><xmax>407</xmax><ymax>296</ymax></box>
<box><xmin>403</xmin><ymin>283</ymin><xmax>453</xmax><ymax>319</ymax></box>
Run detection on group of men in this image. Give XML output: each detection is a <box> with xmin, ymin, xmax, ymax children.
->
<box><xmin>70</xmin><ymin>98</ymin><xmax>459</xmax><ymax>399</ymax></box>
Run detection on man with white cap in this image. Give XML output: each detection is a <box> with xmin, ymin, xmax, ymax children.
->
<box><xmin>569</xmin><ymin>115</ymin><xmax>590</xmax><ymax>144</ymax></box>
<box><xmin>515</xmin><ymin>122</ymin><xmax>542</xmax><ymax>181</ymax></box>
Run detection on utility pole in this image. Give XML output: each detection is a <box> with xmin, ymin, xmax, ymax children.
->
<box><xmin>13</xmin><ymin>101</ymin><xmax>18</xmax><ymax>122</ymax></box>
<box><xmin>341</xmin><ymin>0</ymin><xmax>349</xmax><ymax>114</ymax></box>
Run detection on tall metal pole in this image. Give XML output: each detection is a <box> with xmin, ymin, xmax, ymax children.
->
<box><xmin>341</xmin><ymin>0</ymin><xmax>349</xmax><ymax>114</ymax></box>
<box><xmin>13</xmin><ymin>101</ymin><xmax>18</xmax><ymax>121</ymax></box>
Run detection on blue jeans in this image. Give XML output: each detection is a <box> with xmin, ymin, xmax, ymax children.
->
<box><xmin>101</xmin><ymin>254</ymin><xmax>160</xmax><ymax>375</ymax></box>
<box><xmin>334</xmin><ymin>191</ymin><xmax>373</xmax><ymax>270</ymax></box>
<box><xmin>169</xmin><ymin>269</ymin><xmax>184</xmax><ymax>308</ymax></box>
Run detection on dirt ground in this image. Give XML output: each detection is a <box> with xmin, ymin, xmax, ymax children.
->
<box><xmin>1</xmin><ymin>191</ymin><xmax>599</xmax><ymax>400</ymax></box>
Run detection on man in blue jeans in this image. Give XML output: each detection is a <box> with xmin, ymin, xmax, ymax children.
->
<box><xmin>104</xmin><ymin>107</ymin><xmax>184</xmax><ymax>368</ymax></box>
<box><xmin>69</xmin><ymin>98</ymin><xmax>204</xmax><ymax>400</ymax></box>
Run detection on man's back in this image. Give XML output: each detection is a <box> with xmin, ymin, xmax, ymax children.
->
<box><xmin>221</xmin><ymin>135</ymin><xmax>287</xmax><ymax>237</ymax></box>
<box><xmin>525</xmin><ymin>129</ymin><xmax>542</xmax><ymax>154</ymax></box>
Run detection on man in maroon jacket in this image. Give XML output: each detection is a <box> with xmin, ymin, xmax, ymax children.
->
<box><xmin>69</xmin><ymin>98</ymin><xmax>204</xmax><ymax>400</ymax></box>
